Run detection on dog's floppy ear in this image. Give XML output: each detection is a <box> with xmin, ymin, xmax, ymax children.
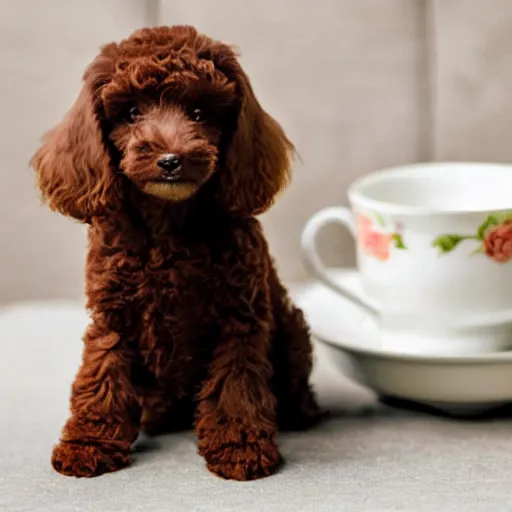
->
<box><xmin>217</xmin><ymin>55</ymin><xmax>295</xmax><ymax>216</ymax></box>
<box><xmin>30</xmin><ymin>60</ymin><xmax>117</xmax><ymax>222</ymax></box>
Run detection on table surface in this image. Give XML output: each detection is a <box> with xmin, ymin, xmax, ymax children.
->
<box><xmin>1</xmin><ymin>299</ymin><xmax>512</xmax><ymax>512</ymax></box>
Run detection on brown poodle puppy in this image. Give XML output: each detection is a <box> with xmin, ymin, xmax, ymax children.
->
<box><xmin>31</xmin><ymin>25</ymin><xmax>323</xmax><ymax>481</ymax></box>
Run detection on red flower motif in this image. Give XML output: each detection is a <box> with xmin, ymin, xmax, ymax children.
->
<box><xmin>484</xmin><ymin>221</ymin><xmax>512</xmax><ymax>263</ymax></box>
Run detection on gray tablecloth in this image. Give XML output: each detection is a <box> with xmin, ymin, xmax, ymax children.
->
<box><xmin>1</xmin><ymin>300</ymin><xmax>511</xmax><ymax>512</ymax></box>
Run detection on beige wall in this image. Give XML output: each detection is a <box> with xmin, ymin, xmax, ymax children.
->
<box><xmin>431</xmin><ymin>0</ymin><xmax>512</xmax><ymax>161</ymax></box>
<box><xmin>1</xmin><ymin>0</ymin><xmax>510</xmax><ymax>302</ymax></box>
<box><xmin>0</xmin><ymin>0</ymin><xmax>148</xmax><ymax>302</ymax></box>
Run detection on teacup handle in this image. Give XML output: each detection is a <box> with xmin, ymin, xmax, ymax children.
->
<box><xmin>300</xmin><ymin>207</ymin><xmax>377</xmax><ymax>315</ymax></box>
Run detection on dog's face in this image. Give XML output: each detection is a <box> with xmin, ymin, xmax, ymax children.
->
<box><xmin>104</xmin><ymin>48</ymin><xmax>238</xmax><ymax>202</ymax></box>
<box><xmin>110</xmin><ymin>102</ymin><xmax>220</xmax><ymax>202</ymax></box>
<box><xmin>31</xmin><ymin>26</ymin><xmax>293</xmax><ymax>221</ymax></box>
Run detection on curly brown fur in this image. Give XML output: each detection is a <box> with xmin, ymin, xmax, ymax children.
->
<box><xmin>31</xmin><ymin>25</ymin><xmax>324</xmax><ymax>481</ymax></box>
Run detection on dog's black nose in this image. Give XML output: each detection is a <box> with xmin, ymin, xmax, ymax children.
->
<box><xmin>157</xmin><ymin>153</ymin><xmax>182</xmax><ymax>172</ymax></box>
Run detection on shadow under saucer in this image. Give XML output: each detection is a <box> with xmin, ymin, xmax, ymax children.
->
<box><xmin>379</xmin><ymin>395</ymin><xmax>512</xmax><ymax>420</ymax></box>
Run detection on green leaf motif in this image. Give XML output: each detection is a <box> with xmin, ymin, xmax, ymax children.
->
<box><xmin>477</xmin><ymin>215</ymin><xmax>500</xmax><ymax>240</ymax></box>
<box><xmin>373</xmin><ymin>212</ymin><xmax>385</xmax><ymax>227</ymax></box>
<box><xmin>432</xmin><ymin>234</ymin><xmax>465</xmax><ymax>253</ymax></box>
<box><xmin>392</xmin><ymin>233</ymin><xmax>407</xmax><ymax>249</ymax></box>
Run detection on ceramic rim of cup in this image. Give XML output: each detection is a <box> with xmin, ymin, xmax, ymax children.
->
<box><xmin>347</xmin><ymin>162</ymin><xmax>512</xmax><ymax>217</ymax></box>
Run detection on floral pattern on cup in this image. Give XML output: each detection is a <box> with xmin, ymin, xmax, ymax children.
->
<box><xmin>357</xmin><ymin>213</ymin><xmax>406</xmax><ymax>261</ymax></box>
<box><xmin>432</xmin><ymin>212</ymin><xmax>512</xmax><ymax>263</ymax></box>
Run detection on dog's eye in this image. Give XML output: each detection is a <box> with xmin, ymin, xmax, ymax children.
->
<box><xmin>138</xmin><ymin>142</ymin><xmax>150</xmax><ymax>153</ymax></box>
<box><xmin>192</xmin><ymin>108</ymin><xmax>203</xmax><ymax>122</ymax></box>
<box><xmin>128</xmin><ymin>106</ymin><xmax>140</xmax><ymax>122</ymax></box>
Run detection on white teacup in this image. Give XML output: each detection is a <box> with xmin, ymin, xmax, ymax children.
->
<box><xmin>301</xmin><ymin>163</ymin><xmax>512</xmax><ymax>354</ymax></box>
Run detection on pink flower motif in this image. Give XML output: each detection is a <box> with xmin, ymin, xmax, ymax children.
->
<box><xmin>363</xmin><ymin>231</ymin><xmax>393</xmax><ymax>261</ymax></box>
<box><xmin>357</xmin><ymin>214</ymin><xmax>373</xmax><ymax>238</ymax></box>
<box><xmin>484</xmin><ymin>221</ymin><xmax>512</xmax><ymax>263</ymax></box>
<box><xmin>357</xmin><ymin>214</ymin><xmax>393</xmax><ymax>261</ymax></box>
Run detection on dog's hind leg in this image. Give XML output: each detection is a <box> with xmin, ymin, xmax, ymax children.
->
<box><xmin>268</xmin><ymin>265</ymin><xmax>327</xmax><ymax>431</ymax></box>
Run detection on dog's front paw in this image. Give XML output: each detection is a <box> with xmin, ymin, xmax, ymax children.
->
<box><xmin>198</xmin><ymin>426</ymin><xmax>282</xmax><ymax>481</ymax></box>
<box><xmin>51</xmin><ymin>441</ymin><xmax>131</xmax><ymax>477</ymax></box>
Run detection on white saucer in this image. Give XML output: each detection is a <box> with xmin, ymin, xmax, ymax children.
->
<box><xmin>292</xmin><ymin>269</ymin><xmax>512</xmax><ymax>415</ymax></box>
